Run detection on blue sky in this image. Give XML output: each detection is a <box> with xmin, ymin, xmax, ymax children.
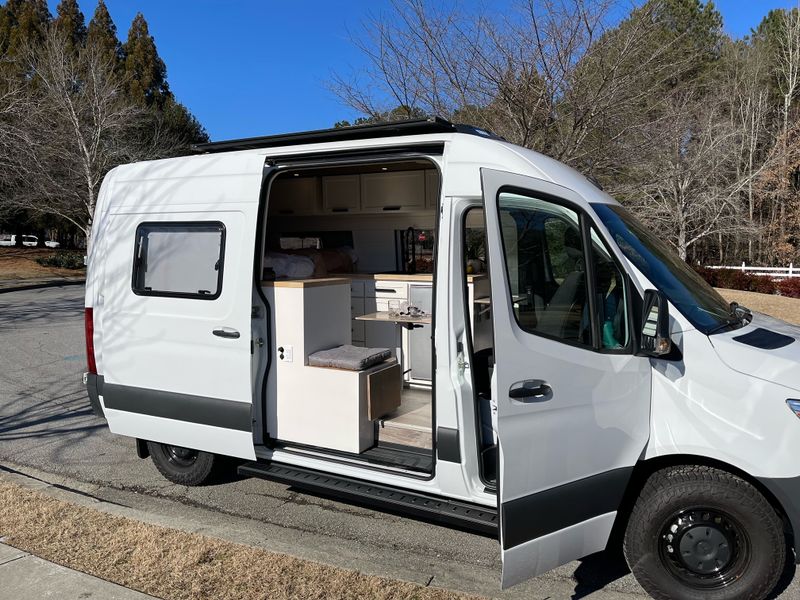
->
<box><xmin>44</xmin><ymin>1</ymin><xmax>800</xmax><ymax>141</ymax></box>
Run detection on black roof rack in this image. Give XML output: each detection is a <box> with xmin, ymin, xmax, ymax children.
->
<box><xmin>191</xmin><ymin>116</ymin><xmax>501</xmax><ymax>154</ymax></box>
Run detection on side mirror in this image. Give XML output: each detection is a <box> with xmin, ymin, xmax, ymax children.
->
<box><xmin>640</xmin><ymin>289</ymin><xmax>672</xmax><ymax>357</ymax></box>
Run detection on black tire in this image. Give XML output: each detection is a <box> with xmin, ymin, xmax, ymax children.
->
<box><xmin>623</xmin><ymin>465</ymin><xmax>785</xmax><ymax>600</ymax></box>
<box><xmin>147</xmin><ymin>442</ymin><xmax>217</xmax><ymax>486</ymax></box>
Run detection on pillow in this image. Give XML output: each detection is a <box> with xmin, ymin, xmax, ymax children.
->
<box><xmin>308</xmin><ymin>345</ymin><xmax>391</xmax><ymax>371</ymax></box>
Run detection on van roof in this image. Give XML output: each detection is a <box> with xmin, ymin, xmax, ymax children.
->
<box><xmin>108</xmin><ymin>119</ymin><xmax>619</xmax><ymax>207</ymax></box>
<box><xmin>190</xmin><ymin>117</ymin><xmax>502</xmax><ymax>154</ymax></box>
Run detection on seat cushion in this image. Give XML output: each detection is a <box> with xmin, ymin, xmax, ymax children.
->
<box><xmin>308</xmin><ymin>345</ymin><xmax>391</xmax><ymax>371</ymax></box>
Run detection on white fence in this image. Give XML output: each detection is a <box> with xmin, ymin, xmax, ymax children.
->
<box><xmin>706</xmin><ymin>263</ymin><xmax>799</xmax><ymax>278</ymax></box>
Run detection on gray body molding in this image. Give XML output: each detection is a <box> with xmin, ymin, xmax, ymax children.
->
<box><xmin>759</xmin><ymin>475</ymin><xmax>800</xmax><ymax>563</ymax></box>
<box><xmin>85</xmin><ymin>373</ymin><xmax>105</xmax><ymax>418</ymax></box>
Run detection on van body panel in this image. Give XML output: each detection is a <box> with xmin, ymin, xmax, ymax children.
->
<box><xmin>646</xmin><ymin>326</ymin><xmax>800</xmax><ymax>479</ymax></box>
<box><xmin>92</xmin><ymin>150</ymin><xmax>262</xmax><ymax>458</ymax></box>
<box><xmin>102</xmin><ymin>407</ymin><xmax>256</xmax><ymax>459</ymax></box>
<box><xmin>500</xmin><ymin>512</ymin><xmax>617</xmax><ymax>589</ymax></box>
<box><xmin>480</xmin><ymin>168</ymin><xmax>652</xmax><ymax>586</ymax></box>
<box><xmin>710</xmin><ymin>314</ymin><xmax>800</xmax><ymax>393</ymax></box>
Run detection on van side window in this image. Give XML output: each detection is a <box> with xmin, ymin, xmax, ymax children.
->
<box><xmin>132</xmin><ymin>222</ymin><xmax>226</xmax><ymax>300</ymax></box>
<box><xmin>497</xmin><ymin>192</ymin><xmax>591</xmax><ymax>345</ymax></box>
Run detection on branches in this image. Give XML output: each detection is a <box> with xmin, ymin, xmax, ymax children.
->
<box><xmin>0</xmin><ymin>26</ymin><xmax>180</xmax><ymax>245</ymax></box>
<box><xmin>333</xmin><ymin>1</ymin><xmax>799</xmax><ymax>264</ymax></box>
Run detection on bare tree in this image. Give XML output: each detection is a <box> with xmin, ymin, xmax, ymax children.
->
<box><xmin>334</xmin><ymin>0</ymin><xmax>712</xmax><ymax>181</ymax></box>
<box><xmin>618</xmin><ymin>89</ymin><xmax>774</xmax><ymax>260</ymax></box>
<box><xmin>774</xmin><ymin>7</ymin><xmax>800</xmax><ymax>241</ymax></box>
<box><xmin>0</xmin><ymin>27</ymin><xmax>181</xmax><ymax>249</ymax></box>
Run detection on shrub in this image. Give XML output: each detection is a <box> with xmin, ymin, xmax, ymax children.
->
<box><xmin>693</xmin><ymin>265</ymin><xmax>780</xmax><ymax>295</ymax></box>
<box><xmin>778</xmin><ymin>278</ymin><xmax>800</xmax><ymax>299</ymax></box>
<box><xmin>35</xmin><ymin>252</ymin><xmax>85</xmax><ymax>270</ymax></box>
<box><xmin>748</xmin><ymin>276</ymin><xmax>778</xmax><ymax>295</ymax></box>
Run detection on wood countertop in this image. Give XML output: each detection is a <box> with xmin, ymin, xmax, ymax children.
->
<box><xmin>262</xmin><ymin>272</ymin><xmax>487</xmax><ymax>287</ymax></box>
<box><xmin>261</xmin><ymin>277</ymin><xmax>351</xmax><ymax>288</ymax></box>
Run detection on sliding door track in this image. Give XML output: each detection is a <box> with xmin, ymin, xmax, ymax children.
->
<box><xmin>238</xmin><ymin>460</ymin><xmax>498</xmax><ymax>535</ymax></box>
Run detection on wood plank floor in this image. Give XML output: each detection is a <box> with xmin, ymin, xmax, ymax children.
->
<box><xmin>378</xmin><ymin>387</ymin><xmax>432</xmax><ymax>449</ymax></box>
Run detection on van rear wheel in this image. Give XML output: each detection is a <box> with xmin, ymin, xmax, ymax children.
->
<box><xmin>147</xmin><ymin>442</ymin><xmax>217</xmax><ymax>486</ymax></box>
<box><xmin>623</xmin><ymin>465</ymin><xmax>785</xmax><ymax>600</ymax></box>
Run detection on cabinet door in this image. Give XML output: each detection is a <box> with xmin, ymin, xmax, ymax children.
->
<box><xmin>270</xmin><ymin>177</ymin><xmax>320</xmax><ymax>215</ymax></box>
<box><xmin>361</xmin><ymin>171</ymin><xmax>425</xmax><ymax>211</ymax></box>
<box><xmin>322</xmin><ymin>175</ymin><xmax>360</xmax><ymax>213</ymax></box>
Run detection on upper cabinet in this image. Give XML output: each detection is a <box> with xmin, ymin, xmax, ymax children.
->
<box><xmin>272</xmin><ymin>169</ymin><xmax>440</xmax><ymax>216</ymax></box>
<box><xmin>360</xmin><ymin>171</ymin><xmax>425</xmax><ymax>212</ymax></box>
<box><xmin>322</xmin><ymin>175</ymin><xmax>361</xmax><ymax>213</ymax></box>
<box><xmin>270</xmin><ymin>177</ymin><xmax>321</xmax><ymax>215</ymax></box>
<box><xmin>425</xmin><ymin>169</ymin><xmax>439</xmax><ymax>209</ymax></box>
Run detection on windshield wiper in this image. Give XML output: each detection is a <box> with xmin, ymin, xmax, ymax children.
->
<box><xmin>708</xmin><ymin>303</ymin><xmax>752</xmax><ymax>335</ymax></box>
<box><xmin>708</xmin><ymin>317</ymin><xmax>741</xmax><ymax>335</ymax></box>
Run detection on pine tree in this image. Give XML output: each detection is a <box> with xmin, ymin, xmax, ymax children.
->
<box><xmin>53</xmin><ymin>0</ymin><xmax>86</xmax><ymax>54</ymax></box>
<box><xmin>87</xmin><ymin>0</ymin><xmax>122</xmax><ymax>70</ymax></box>
<box><xmin>161</xmin><ymin>96</ymin><xmax>209</xmax><ymax>144</ymax></box>
<box><xmin>6</xmin><ymin>0</ymin><xmax>50</xmax><ymax>57</ymax></box>
<box><xmin>0</xmin><ymin>5</ymin><xmax>11</xmax><ymax>56</ymax></box>
<box><xmin>123</xmin><ymin>13</ymin><xmax>168</xmax><ymax>106</ymax></box>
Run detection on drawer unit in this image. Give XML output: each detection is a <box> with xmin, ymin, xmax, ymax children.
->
<box><xmin>375</xmin><ymin>280</ymin><xmax>407</xmax><ymax>314</ymax></box>
<box><xmin>374</xmin><ymin>281</ymin><xmax>408</xmax><ymax>299</ymax></box>
<box><xmin>351</xmin><ymin>320</ymin><xmax>366</xmax><ymax>344</ymax></box>
<box><xmin>350</xmin><ymin>279</ymin><xmax>365</xmax><ymax>297</ymax></box>
<box><xmin>351</xmin><ymin>296</ymin><xmax>366</xmax><ymax>318</ymax></box>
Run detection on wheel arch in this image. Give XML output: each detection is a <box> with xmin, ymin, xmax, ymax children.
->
<box><xmin>606</xmin><ymin>453</ymin><xmax>795</xmax><ymax>553</ymax></box>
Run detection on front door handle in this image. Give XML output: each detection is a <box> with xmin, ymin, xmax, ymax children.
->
<box><xmin>213</xmin><ymin>327</ymin><xmax>240</xmax><ymax>339</ymax></box>
<box><xmin>509</xmin><ymin>380</ymin><xmax>552</xmax><ymax>402</ymax></box>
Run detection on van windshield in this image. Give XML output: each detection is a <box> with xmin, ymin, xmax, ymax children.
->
<box><xmin>593</xmin><ymin>203</ymin><xmax>735</xmax><ymax>334</ymax></box>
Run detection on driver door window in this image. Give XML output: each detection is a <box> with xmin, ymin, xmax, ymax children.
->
<box><xmin>497</xmin><ymin>192</ymin><xmax>629</xmax><ymax>351</ymax></box>
<box><xmin>498</xmin><ymin>192</ymin><xmax>591</xmax><ymax>345</ymax></box>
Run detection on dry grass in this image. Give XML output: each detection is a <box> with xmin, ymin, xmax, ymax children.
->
<box><xmin>0</xmin><ymin>247</ymin><xmax>84</xmax><ymax>281</ymax></box>
<box><xmin>717</xmin><ymin>288</ymin><xmax>800</xmax><ymax>325</ymax></box>
<box><xmin>0</xmin><ymin>480</ymin><xmax>477</xmax><ymax>600</ymax></box>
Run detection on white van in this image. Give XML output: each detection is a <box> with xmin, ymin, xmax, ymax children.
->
<box><xmin>0</xmin><ymin>234</ymin><xmax>38</xmax><ymax>247</ymax></box>
<box><xmin>84</xmin><ymin>118</ymin><xmax>800</xmax><ymax>600</ymax></box>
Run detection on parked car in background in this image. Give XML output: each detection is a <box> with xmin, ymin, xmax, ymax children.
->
<box><xmin>44</xmin><ymin>240</ymin><xmax>60</xmax><ymax>248</ymax></box>
<box><xmin>0</xmin><ymin>234</ymin><xmax>38</xmax><ymax>247</ymax></box>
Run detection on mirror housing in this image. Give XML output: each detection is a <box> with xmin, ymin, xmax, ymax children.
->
<box><xmin>640</xmin><ymin>289</ymin><xmax>672</xmax><ymax>357</ymax></box>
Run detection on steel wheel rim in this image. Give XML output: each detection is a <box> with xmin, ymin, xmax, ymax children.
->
<box><xmin>658</xmin><ymin>507</ymin><xmax>750</xmax><ymax>590</ymax></box>
<box><xmin>163</xmin><ymin>444</ymin><xmax>198</xmax><ymax>469</ymax></box>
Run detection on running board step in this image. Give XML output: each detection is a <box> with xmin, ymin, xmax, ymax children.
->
<box><xmin>238</xmin><ymin>461</ymin><xmax>498</xmax><ymax>535</ymax></box>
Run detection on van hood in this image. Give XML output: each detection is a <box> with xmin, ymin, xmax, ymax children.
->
<box><xmin>710</xmin><ymin>312</ymin><xmax>800</xmax><ymax>394</ymax></box>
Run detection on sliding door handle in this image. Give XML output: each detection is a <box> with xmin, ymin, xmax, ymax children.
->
<box><xmin>213</xmin><ymin>327</ymin><xmax>240</xmax><ymax>339</ymax></box>
<box><xmin>509</xmin><ymin>380</ymin><xmax>552</xmax><ymax>402</ymax></box>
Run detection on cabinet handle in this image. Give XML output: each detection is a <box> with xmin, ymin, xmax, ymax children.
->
<box><xmin>332</xmin><ymin>207</ymin><xmax>349</xmax><ymax>213</ymax></box>
<box><xmin>375</xmin><ymin>288</ymin><xmax>397</xmax><ymax>294</ymax></box>
<box><xmin>382</xmin><ymin>206</ymin><xmax>401</xmax><ymax>211</ymax></box>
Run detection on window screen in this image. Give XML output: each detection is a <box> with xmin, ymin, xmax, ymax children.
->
<box><xmin>132</xmin><ymin>222</ymin><xmax>225</xmax><ymax>299</ymax></box>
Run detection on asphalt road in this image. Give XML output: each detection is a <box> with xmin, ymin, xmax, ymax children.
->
<box><xmin>0</xmin><ymin>286</ymin><xmax>796</xmax><ymax>599</ymax></box>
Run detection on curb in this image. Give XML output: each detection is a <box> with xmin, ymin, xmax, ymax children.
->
<box><xmin>0</xmin><ymin>279</ymin><xmax>85</xmax><ymax>294</ymax></box>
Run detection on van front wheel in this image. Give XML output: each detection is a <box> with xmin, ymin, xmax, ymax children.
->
<box><xmin>624</xmin><ymin>465</ymin><xmax>785</xmax><ymax>600</ymax></box>
<box><xmin>147</xmin><ymin>442</ymin><xmax>217</xmax><ymax>486</ymax></box>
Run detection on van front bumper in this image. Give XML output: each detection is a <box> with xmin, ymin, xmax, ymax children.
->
<box><xmin>759</xmin><ymin>475</ymin><xmax>800</xmax><ymax>562</ymax></box>
<box><xmin>83</xmin><ymin>372</ymin><xmax>105</xmax><ymax>419</ymax></box>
